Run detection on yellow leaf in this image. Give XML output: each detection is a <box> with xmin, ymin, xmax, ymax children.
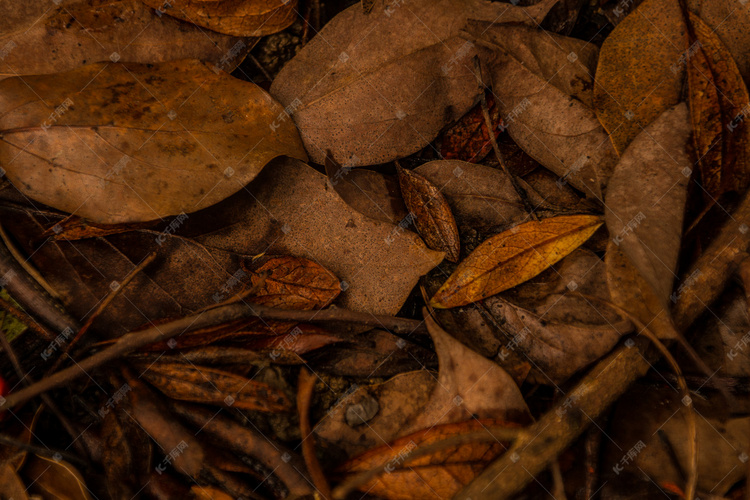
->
<box><xmin>430</xmin><ymin>215</ymin><xmax>603</xmax><ymax>309</ymax></box>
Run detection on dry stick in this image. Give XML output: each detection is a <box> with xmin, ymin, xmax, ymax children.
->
<box><xmin>0</xmin><ymin>295</ymin><xmax>55</xmax><ymax>342</ymax></box>
<box><xmin>0</xmin><ymin>223</ymin><xmax>60</xmax><ymax>300</ymax></box>
<box><xmin>0</xmin><ymin>303</ymin><xmax>425</xmax><ymax>411</ymax></box>
<box><xmin>470</xmin><ymin>57</ymin><xmax>539</xmax><ymax>220</ymax></box>
<box><xmin>297</xmin><ymin>368</ymin><xmax>331</xmax><ymax>499</ymax></box>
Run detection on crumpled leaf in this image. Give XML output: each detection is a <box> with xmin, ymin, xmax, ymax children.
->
<box><xmin>0</xmin><ymin>0</ymin><xmax>251</xmax><ymax>79</ymax></box>
<box><xmin>325</xmin><ymin>154</ymin><xmax>407</xmax><ymax>225</ymax></box>
<box><xmin>467</xmin><ymin>21</ymin><xmax>616</xmax><ymax>199</ymax></box>
<box><xmin>341</xmin><ymin>419</ymin><xmax>516</xmax><ymax>500</ymax></box>
<box><xmin>141</xmin><ymin>0</ymin><xmax>297</xmax><ymax>36</ymax></box>
<box><xmin>593</xmin><ymin>0</ymin><xmax>687</xmax><ymax>154</ymax></box>
<box><xmin>243</xmin><ymin>255</ymin><xmax>341</xmax><ymax>309</ymax></box>
<box><xmin>270</xmin><ymin>0</ymin><xmax>558</xmax><ymax>165</ymax></box>
<box><xmin>431</xmin><ymin>215</ymin><xmax>603</xmax><ymax>309</ymax></box>
<box><xmin>686</xmin><ymin>12</ymin><xmax>750</xmax><ymax>199</ymax></box>
<box><xmin>138</xmin><ymin>362</ymin><xmax>291</xmax><ymax>412</ymax></box>
<box><xmin>23</xmin><ymin>455</ymin><xmax>91</xmax><ymax>500</ymax></box>
<box><xmin>440</xmin><ymin>91</ymin><xmax>503</xmax><ymax>163</ymax></box>
<box><xmin>0</xmin><ymin>60</ymin><xmax>307</xmax><ymax>224</ymax></box>
<box><xmin>397</xmin><ymin>164</ymin><xmax>460</xmax><ymax>262</ymax></box>
<box><xmin>483</xmin><ymin>248</ymin><xmax>632</xmax><ymax>384</ymax></box>
<box><xmin>604</xmin><ymin>104</ymin><xmax>692</xmax><ymax>313</ymax></box>
<box><xmin>414</xmin><ymin>160</ymin><xmax>528</xmax><ymax>231</ymax></box>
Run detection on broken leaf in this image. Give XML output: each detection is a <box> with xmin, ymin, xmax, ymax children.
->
<box><xmin>397</xmin><ymin>164</ymin><xmax>460</xmax><ymax>262</ymax></box>
<box><xmin>270</xmin><ymin>0</ymin><xmax>557</xmax><ymax>165</ymax></box>
<box><xmin>439</xmin><ymin>91</ymin><xmax>503</xmax><ymax>163</ymax></box>
<box><xmin>0</xmin><ymin>60</ymin><xmax>307</xmax><ymax>223</ymax></box>
<box><xmin>0</xmin><ymin>0</ymin><xmax>251</xmax><ymax>79</ymax></box>
<box><xmin>138</xmin><ymin>362</ymin><xmax>291</xmax><ymax>412</ymax></box>
<box><xmin>593</xmin><ymin>0</ymin><xmax>687</xmax><ymax>154</ymax></box>
<box><xmin>141</xmin><ymin>0</ymin><xmax>297</xmax><ymax>36</ymax></box>
<box><xmin>431</xmin><ymin>215</ymin><xmax>603</xmax><ymax>309</ymax></box>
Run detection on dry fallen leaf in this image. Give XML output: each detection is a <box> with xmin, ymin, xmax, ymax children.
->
<box><xmin>0</xmin><ymin>0</ymin><xmax>251</xmax><ymax>79</ymax></box>
<box><xmin>138</xmin><ymin>362</ymin><xmax>291</xmax><ymax>412</ymax></box>
<box><xmin>604</xmin><ymin>104</ymin><xmax>692</xmax><ymax>312</ymax></box>
<box><xmin>430</xmin><ymin>215</ymin><xmax>603</xmax><ymax>309</ymax></box>
<box><xmin>140</xmin><ymin>0</ymin><xmax>297</xmax><ymax>36</ymax></box>
<box><xmin>686</xmin><ymin>12</ymin><xmax>750</xmax><ymax>199</ymax></box>
<box><xmin>243</xmin><ymin>255</ymin><xmax>341</xmax><ymax>310</ymax></box>
<box><xmin>0</xmin><ymin>463</ymin><xmax>28</xmax><ymax>500</ymax></box>
<box><xmin>397</xmin><ymin>164</ymin><xmax>460</xmax><ymax>262</ymax></box>
<box><xmin>100</xmin><ymin>403</ymin><xmax>152</xmax><ymax>500</ymax></box>
<box><xmin>0</xmin><ymin>60</ymin><xmax>307</xmax><ymax>224</ymax></box>
<box><xmin>341</xmin><ymin>419</ymin><xmax>516</xmax><ymax>500</ymax></box>
<box><xmin>270</xmin><ymin>0</ymin><xmax>557</xmax><ymax>165</ymax></box>
<box><xmin>593</xmin><ymin>0</ymin><xmax>687</xmax><ymax>154</ymax></box>
<box><xmin>23</xmin><ymin>455</ymin><xmax>92</xmax><ymax>500</ymax></box>
<box><xmin>440</xmin><ymin>91</ymin><xmax>503</xmax><ymax>163</ymax></box>
<box><xmin>468</xmin><ymin>21</ymin><xmax>616</xmax><ymax>199</ymax></box>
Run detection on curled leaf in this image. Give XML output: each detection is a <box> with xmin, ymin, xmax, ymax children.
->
<box><xmin>397</xmin><ymin>164</ymin><xmax>459</xmax><ymax>262</ymax></box>
<box><xmin>431</xmin><ymin>215</ymin><xmax>603</xmax><ymax>308</ymax></box>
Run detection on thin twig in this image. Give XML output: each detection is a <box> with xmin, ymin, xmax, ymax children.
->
<box><xmin>0</xmin><ymin>295</ymin><xmax>55</xmax><ymax>342</ymax></box>
<box><xmin>298</xmin><ymin>368</ymin><xmax>331</xmax><ymax>499</ymax></box>
<box><xmin>0</xmin><ymin>223</ymin><xmax>60</xmax><ymax>299</ymax></box>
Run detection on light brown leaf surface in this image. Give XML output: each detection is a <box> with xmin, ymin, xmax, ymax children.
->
<box><xmin>270</xmin><ymin>0</ymin><xmax>557</xmax><ymax>165</ymax></box>
<box><xmin>141</xmin><ymin>0</ymin><xmax>297</xmax><ymax>36</ymax></box>
<box><xmin>397</xmin><ymin>165</ymin><xmax>460</xmax><ymax>262</ymax></box>
<box><xmin>244</xmin><ymin>255</ymin><xmax>341</xmax><ymax>310</ymax></box>
<box><xmin>687</xmin><ymin>12</ymin><xmax>750</xmax><ymax>199</ymax></box>
<box><xmin>23</xmin><ymin>456</ymin><xmax>91</xmax><ymax>500</ymax></box>
<box><xmin>0</xmin><ymin>463</ymin><xmax>28</xmax><ymax>500</ymax></box>
<box><xmin>431</xmin><ymin>215</ymin><xmax>603</xmax><ymax>309</ymax></box>
<box><xmin>0</xmin><ymin>0</ymin><xmax>251</xmax><ymax>79</ymax></box>
<box><xmin>471</xmin><ymin>22</ymin><xmax>616</xmax><ymax>199</ymax></box>
<box><xmin>593</xmin><ymin>0</ymin><xmax>687</xmax><ymax>154</ymax></box>
<box><xmin>604</xmin><ymin>104</ymin><xmax>691</xmax><ymax>308</ymax></box>
<box><xmin>139</xmin><ymin>362</ymin><xmax>291</xmax><ymax>412</ymax></box>
<box><xmin>0</xmin><ymin>60</ymin><xmax>307</xmax><ymax>224</ymax></box>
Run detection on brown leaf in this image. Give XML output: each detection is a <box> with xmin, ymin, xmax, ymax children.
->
<box><xmin>22</xmin><ymin>456</ymin><xmax>91</xmax><ymax>500</ymax></box>
<box><xmin>0</xmin><ymin>60</ymin><xmax>307</xmax><ymax>224</ymax></box>
<box><xmin>686</xmin><ymin>12</ymin><xmax>750</xmax><ymax>198</ymax></box>
<box><xmin>244</xmin><ymin>255</ymin><xmax>341</xmax><ymax>309</ymax></box>
<box><xmin>593</xmin><ymin>0</ymin><xmax>687</xmax><ymax>154</ymax></box>
<box><xmin>397</xmin><ymin>164</ymin><xmax>459</xmax><ymax>262</ymax></box>
<box><xmin>141</xmin><ymin>0</ymin><xmax>297</xmax><ymax>36</ymax></box>
<box><xmin>325</xmin><ymin>153</ymin><xmax>408</xmax><ymax>225</ymax></box>
<box><xmin>414</xmin><ymin>160</ymin><xmax>528</xmax><ymax>231</ymax></box>
<box><xmin>138</xmin><ymin>362</ymin><xmax>291</xmax><ymax>412</ymax></box>
<box><xmin>604</xmin><ymin>104</ymin><xmax>692</xmax><ymax>311</ymax></box>
<box><xmin>440</xmin><ymin>91</ymin><xmax>503</xmax><ymax>163</ymax></box>
<box><xmin>469</xmin><ymin>21</ymin><xmax>616</xmax><ymax>200</ymax></box>
<box><xmin>0</xmin><ymin>0</ymin><xmax>251</xmax><ymax>79</ymax></box>
<box><xmin>430</xmin><ymin>215</ymin><xmax>603</xmax><ymax>309</ymax></box>
<box><xmin>341</xmin><ymin>419</ymin><xmax>515</xmax><ymax>500</ymax></box>
<box><xmin>100</xmin><ymin>404</ymin><xmax>152</xmax><ymax>499</ymax></box>
<box><xmin>45</xmin><ymin>217</ymin><xmax>158</xmax><ymax>241</ymax></box>
<box><xmin>270</xmin><ymin>0</ymin><xmax>558</xmax><ymax>165</ymax></box>
<box><xmin>0</xmin><ymin>463</ymin><xmax>28</xmax><ymax>500</ymax></box>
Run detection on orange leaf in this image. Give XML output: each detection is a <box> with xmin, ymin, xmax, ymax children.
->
<box><xmin>430</xmin><ymin>215</ymin><xmax>602</xmax><ymax>308</ymax></box>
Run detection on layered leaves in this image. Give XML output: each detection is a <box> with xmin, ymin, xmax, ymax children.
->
<box><xmin>0</xmin><ymin>60</ymin><xmax>307</xmax><ymax>223</ymax></box>
<box><xmin>431</xmin><ymin>215</ymin><xmax>603</xmax><ymax>309</ymax></box>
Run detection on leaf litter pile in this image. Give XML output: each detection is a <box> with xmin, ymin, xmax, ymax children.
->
<box><xmin>3</xmin><ymin>0</ymin><xmax>750</xmax><ymax>498</ymax></box>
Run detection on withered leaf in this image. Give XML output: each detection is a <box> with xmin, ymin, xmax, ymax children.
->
<box><xmin>244</xmin><ymin>255</ymin><xmax>341</xmax><ymax>309</ymax></box>
<box><xmin>100</xmin><ymin>404</ymin><xmax>152</xmax><ymax>500</ymax></box>
<box><xmin>430</xmin><ymin>215</ymin><xmax>603</xmax><ymax>309</ymax></box>
<box><xmin>325</xmin><ymin>153</ymin><xmax>407</xmax><ymax>225</ymax></box>
<box><xmin>138</xmin><ymin>362</ymin><xmax>291</xmax><ymax>412</ymax></box>
<box><xmin>141</xmin><ymin>0</ymin><xmax>297</xmax><ymax>36</ymax></box>
<box><xmin>397</xmin><ymin>164</ymin><xmax>459</xmax><ymax>262</ymax></box>
<box><xmin>0</xmin><ymin>0</ymin><xmax>251</xmax><ymax>79</ymax></box>
<box><xmin>467</xmin><ymin>21</ymin><xmax>615</xmax><ymax>200</ymax></box>
<box><xmin>270</xmin><ymin>0</ymin><xmax>557</xmax><ymax>165</ymax></box>
<box><xmin>604</xmin><ymin>104</ymin><xmax>691</xmax><ymax>310</ymax></box>
<box><xmin>341</xmin><ymin>419</ymin><xmax>515</xmax><ymax>500</ymax></box>
<box><xmin>440</xmin><ymin>91</ymin><xmax>503</xmax><ymax>163</ymax></box>
<box><xmin>593</xmin><ymin>0</ymin><xmax>687</xmax><ymax>154</ymax></box>
<box><xmin>686</xmin><ymin>12</ymin><xmax>750</xmax><ymax>199</ymax></box>
<box><xmin>0</xmin><ymin>60</ymin><xmax>307</xmax><ymax>224</ymax></box>
<box><xmin>23</xmin><ymin>456</ymin><xmax>91</xmax><ymax>500</ymax></box>
<box><xmin>0</xmin><ymin>464</ymin><xmax>28</xmax><ymax>500</ymax></box>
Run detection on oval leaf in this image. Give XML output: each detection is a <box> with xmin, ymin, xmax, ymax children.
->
<box><xmin>430</xmin><ymin>215</ymin><xmax>603</xmax><ymax>308</ymax></box>
<box><xmin>0</xmin><ymin>59</ymin><xmax>307</xmax><ymax>223</ymax></box>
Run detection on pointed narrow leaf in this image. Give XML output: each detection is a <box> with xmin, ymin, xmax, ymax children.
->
<box><xmin>430</xmin><ymin>215</ymin><xmax>603</xmax><ymax>308</ymax></box>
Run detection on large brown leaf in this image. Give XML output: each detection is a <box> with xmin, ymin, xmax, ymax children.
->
<box><xmin>593</xmin><ymin>0</ymin><xmax>687</xmax><ymax>154</ymax></box>
<box><xmin>468</xmin><ymin>21</ymin><xmax>615</xmax><ymax>200</ymax></box>
<box><xmin>0</xmin><ymin>60</ymin><xmax>307</xmax><ymax>224</ymax></box>
<box><xmin>270</xmin><ymin>0</ymin><xmax>557</xmax><ymax>165</ymax></box>
<box><xmin>397</xmin><ymin>165</ymin><xmax>460</xmax><ymax>262</ymax></box>
<box><xmin>686</xmin><ymin>12</ymin><xmax>750</xmax><ymax>199</ymax></box>
<box><xmin>0</xmin><ymin>0</ymin><xmax>251</xmax><ymax>79</ymax></box>
<box><xmin>140</xmin><ymin>0</ymin><xmax>297</xmax><ymax>36</ymax></box>
<box><xmin>430</xmin><ymin>215</ymin><xmax>602</xmax><ymax>309</ymax></box>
